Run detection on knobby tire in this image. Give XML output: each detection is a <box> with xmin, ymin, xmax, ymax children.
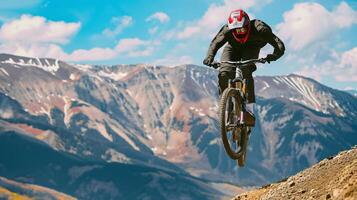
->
<box><xmin>237</xmin><ymin>127</ymin><xmax>248</xmax><ymax>166</ymax></box>
<box><xmin>219</xmin><ymin>88</ymin><xmax>245</xmax><ymax>160</ymax></box>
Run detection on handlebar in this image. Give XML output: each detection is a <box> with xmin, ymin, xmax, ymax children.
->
<box><xmin>210</xmin><ymin>58</ymin><xmax>267</xmax><ymax>69</ymax></box>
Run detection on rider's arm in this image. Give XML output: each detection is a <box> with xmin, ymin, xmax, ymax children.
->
<box><xmin>257</xmin><ymin>20</ymin><xmax>285</xmax><ymax>60</ymax></box>
<box><xmin>266</xmin><ymin>32</ymin><xmax>285</xmax><ymax>60</ymax></box>
<box><xmin>206</xmin><ymin>25</ymin><xmax>229</xmax><ymax>59</ymax></box>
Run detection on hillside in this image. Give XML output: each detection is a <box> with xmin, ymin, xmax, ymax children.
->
<box><xmin>0</xmin><ymin>131</ymin><xmax>227</xmax><ymax>200</ymax></box>
<box><xmin>233</xmin><ymin>146</ymin><xmax>357</xmax><ymax>200</ymax></box>
<box><xmin>0</xmin><ymin>176</ymin><xmax>76</xmax><ymax>200</ymax></box>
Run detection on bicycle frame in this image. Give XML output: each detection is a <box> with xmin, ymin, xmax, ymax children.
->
<box><xmin>212</xmin><ymin>58</ymin><xmax>266</xmax><ymax>98</ymax></box>
<box><xmin>221</xmin><ymin>58</ymin><xmax>266</xmax><ymax>123</ymax></box>
<box><xmin>214</xmin><ymin>58</ymin><xmax>266</xmax><ymax>162</ymax></box>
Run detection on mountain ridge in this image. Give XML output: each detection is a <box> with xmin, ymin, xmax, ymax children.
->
<box><xmin>0</xmin><ymin>130</ymin><xmax>230</xmax><ymax>199</ymax></box>
<box><xmin>1</xmin><ymin>53</ymin><xmax>356</xmax><ymax>198</ymax></box>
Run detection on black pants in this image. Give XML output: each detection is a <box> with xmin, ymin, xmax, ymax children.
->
<box><xmin>218</xmin><ymin>44</ymin><xmax>260</xmax><ymax>103</ymax></box>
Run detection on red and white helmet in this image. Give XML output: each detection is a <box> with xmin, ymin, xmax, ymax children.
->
<box><xmin>228</xmin><ymin>9</ymin><xmax>251</xmax><ymax>43</ymax></box>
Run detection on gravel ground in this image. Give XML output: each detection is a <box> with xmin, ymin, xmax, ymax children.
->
<box><xmin>232</xmin><ymin>146</ymin><xmax>357</xmax><ymax>200</ymax></box>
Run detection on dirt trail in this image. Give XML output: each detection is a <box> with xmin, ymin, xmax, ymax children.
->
<box><xmin>232</xmin><ymin>146</ymin><xmax>357</xmax><ymax>200</ymax></box>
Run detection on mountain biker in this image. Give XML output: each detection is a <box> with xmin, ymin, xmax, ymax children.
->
<box><xmin>203</xmin><ymin>9</ymin><xmax>285</xmax><ymax>103</ymax></box>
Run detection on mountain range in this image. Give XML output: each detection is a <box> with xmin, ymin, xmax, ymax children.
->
<box><xmin>0</xmin><ymin>53</ymin><xmax>356</xmax><ymax>199</ymax></box>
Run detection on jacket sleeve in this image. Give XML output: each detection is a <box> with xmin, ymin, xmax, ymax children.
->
<box><xmin>206</xmin><ymin>25</ymin><xmax>228</xmax><ymax>59</ymax></box>
<box><xmin>257</xmin><ymin>21</ymin><xmax>285</xmax><ymax>59</ymax></box>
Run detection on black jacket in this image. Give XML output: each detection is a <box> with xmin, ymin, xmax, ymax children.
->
<box><xmin>206</xmin><ymin>19</ymin><xmax>285</xmax><ymax>60</ymax></box>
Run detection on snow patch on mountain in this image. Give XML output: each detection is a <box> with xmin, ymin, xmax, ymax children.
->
<box><xmin>102</xmin><ymin>148</ymin><xmax>131</xmax><ymax>163</ymax></box>
<box><xmin>260</xmin><ymin>81</ymin><xmax>270</xmax><ymax>91</ymax></box>
<box><xmin>1</xmin><ymin>57</ymin><xmax>60</xmax><ymax>74</ymax></box>
<box><xmin>0</xmin><ymin>68</ymin><xmax>9</xmax><ymax>76</ymax></box>
<box><xmin>277</xmin><ymin>76</ymin><xmax>322</xmax><ymax>111</ymax></box>
<box><xmin>98</xmin><ymin>71</ymin><xmax>128</xmax><ymax>81</ymax></box>
<box><xmin>39</xmin><ymin>105</ymin><xmax>53</xmax><ymax>123</ymax></box>
<box><xmin>96</xmin><ymin>123</ymin><xmax>113</xmax><ymax>142</ymax></box>
<box><xmin>63</xmin><ymin>97</ymin><xmax>75</xmax><ymax>126</ymax></box>
<box><xmin>69</xmin><ymin>73</ymin><xmax>76</xmax><ymax>80</ymax></box>
<box><xmin>260</xmin><ymin>75</ymin><xmax>347</xmax><ymax>116</ymax></box>
<box><xmin>0</xmin><ymin>109</ymin><xmax>13</xmax><ymax>119</ymax></box>
<box><xmin>74</xmin><ymin>63</ymin><xmax>92</xmax><ymax>71</ymax></box>
<box><xmin>296</xmin><ymin>141</ymin><xmax>323</xmax><ymax>164</ymax></box>
<box><xmin>108</xmin><ymin>123</ymin><xmax>140</xmax><ymax>151</ymax></box>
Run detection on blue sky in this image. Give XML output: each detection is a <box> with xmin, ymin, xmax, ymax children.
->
<box><xmin>0</xmin><ymin>0</ymin><xmax>356</xmax><ymax>90</ymax></box>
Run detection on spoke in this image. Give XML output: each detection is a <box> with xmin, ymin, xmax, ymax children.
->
<box><xmin>225</xmin><ymin>111</ymin><xmax>229</xmax><ymax>123</ymax></box>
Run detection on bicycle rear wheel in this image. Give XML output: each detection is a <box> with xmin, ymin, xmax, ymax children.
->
<box><xmin>219</xmin><ymin>88</ymin><xmax>245</xmax><ymax>160</ymax></box>
<box><xmin>237</xmin><ymin>127</ymin><xmax>249</xmax><ymax>166</ymax></box>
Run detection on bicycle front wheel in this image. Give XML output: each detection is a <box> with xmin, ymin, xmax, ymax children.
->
<box><xmin>219</xmin><ymin>88</ymin><xmax>244</xmax><ymax>160</ymax></box>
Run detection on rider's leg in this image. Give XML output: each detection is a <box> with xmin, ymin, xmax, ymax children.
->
<box><xmin>218</xmin><ymin>44</ymin><xmax>239</xmax><ymax>96</ymax></box>
<box><xmin>238</xmin><ymin>65</ymin><xmax>256</xmax><ymax>103</ymax></box>
<box><xmin>219</xmin><ymin>46</ymin><xmax>238</xmax><ymax>124</ymax></box>
<box><xmin>241</xmin><ymin>48</ymin><xmax>260</xmax><ymax>104</ymax></box>
<box><xmin>218</xmin><ymin>71</ymin><xmax>235</xmax><ymax>95</ymax></box>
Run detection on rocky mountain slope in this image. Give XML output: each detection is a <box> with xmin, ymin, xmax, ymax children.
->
<box><xmin>346</xmin><ymin>90</ymin><xmax>357</xmax><ymax>98</ymax></box>
<box><xmin>233</xmin><ymin>146</ymin><xmax>357</xmax><ymax>200</ymax></box>
<box><xmin>0</xmin><ymin>53</ymin><xmax>356</xmax><ymax>198</ymax></box>
<box><xmin>0</xmin><ymin>176</ymin><xmax>76</xmax><ymax>200</ymax></box>
<box><xmin>85</xmin><ymin>62</ymin><xmax>357</xmax><ymax>185</ymax></box>
<box><xmin>0</xmin><ymin>131</ymin><xmax>227</xmax><ymax>200</ymax></box>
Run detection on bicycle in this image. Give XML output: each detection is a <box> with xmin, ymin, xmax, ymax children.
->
<box><xmin>210</xmin><ymin>58</ymin><xmax>266</xmax><ymax>166</ymax></box>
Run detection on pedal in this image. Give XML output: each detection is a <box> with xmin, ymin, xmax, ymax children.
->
<box><xmin>243</xmin><ymin>111</ymin><xmax>255</xmax><ymax>127</ymax></box>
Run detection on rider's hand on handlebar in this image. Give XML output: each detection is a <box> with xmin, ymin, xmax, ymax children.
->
<box><xmin>210</xmin><ymin>61</ymin><xmax>220</xmax><ymax>69</ymax></box>
<box><xmin>264</xmin><ymin>54</ymin><xmax>278</xmax><ymax>64</ymax></box>
<box><xmin>203</xmin><ymin>56</ymin><xmax>214</xmax><ymax>66</ymax></box>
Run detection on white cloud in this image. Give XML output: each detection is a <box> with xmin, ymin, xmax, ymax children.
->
<box><xmin>280</xmin><ymin>2</ymin><xmax>357</xmax><ymax>86</ymax></box>
<box><xmin>0</xmin><ymin>42</ymin><xmax>117</xmax><ymax>62</ymax></box>
<box><xmin>276</xmin><ymin>2</ymin><xmax>357</xmax><ymax>50</ymax></box>
<box><xmin>116</xmin><ymin>38</ymin><xmax>156</xmax><ymax>58</ymax></box>
<box><xmin>343</xmin><ymin>86</ymin><xmax>355</xmax><ymax>91</ymax></box>
<box><xmin>297</xmin><ymin>47</ymin><xmax>357</xmax><ymax>82</ymax></box>
<box><xmin>0</xmin><ymin>43</ymin><xmax>67</xmax><ymax>59</ymax></box>
<box><xmin>102</xmin><ymin>16</ymin><xmax>133</xmax><ymax>37</ymax></box>
<box><xmin>158</xmin><ymin>0</ymin><xmax>271</xmax><ymax>66</ymax></box>
<box><xmin>296</xmin><ymin>64</ymin><xmax>323</xmax><ymax>81</ymax></box>
<box><xmin>153</xmin><ymin>55</ymin><xmax>194</xmax><ymax>67</ymax></box>
<box><xmin>0</xmin><ymin>37</ymin><xmax>155</xmax><ymax>62</ymax></box>
<box><xmin>0</xmin><ymin>14</ymin><xmax>80</xmax><ymax>44</ymax></box>
<box><xmin>0</xmin><ymin>14</ymin><xmax>157</xmax><ymax>62</ymax></box>
<box><xmin>148</xmin><ymin>26</ymin><xmax>158</xmax><ymax>35</ymax></box>
<box><xmin>67</xmin><ymin>48</ymin><xmax>117</xmax><ymax>61</ymax></box>
<box><xmin>335</xmin><ymin>47</ymin><xmax>357</xmax><ymax>81</ymax></box>
<box><xmin>146</xmin><ymin>12</ymin><xmax>170</xmax><ymax>23</ymax></box>
<box><xmin>127</xmin><ymin>47</ymin><xmax>155</xmax><ymax>57</ymax></box>
<box><xmin>174</xmin><ymin>0</ymin><xmax>270</xmax><ymax>40</ymax></box>
<box><xmin>177</xmin><ymin>27</ymin><xmax>201</xmax><ymax>40</ymax></box>
<box><xmin>115</xmin><ymin>38</ymin><xmax>149</xmax><ymax>53</ymax></box>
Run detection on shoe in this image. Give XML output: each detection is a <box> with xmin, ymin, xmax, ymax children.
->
<box><xmin>244</xmin><ymin>111</ymin><xmax>255</xmax><ymax>126</ymax></box>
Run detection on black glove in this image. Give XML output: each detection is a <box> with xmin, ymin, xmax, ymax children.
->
<box><xmin>264</xmin><ymin>54</ymin><xmax>278</xmax><ymax>63</ymax></box>
<box><xmin>203</xmin><ymin>56</ymin><xmax>214</xmax><ymax>66</ymax></box>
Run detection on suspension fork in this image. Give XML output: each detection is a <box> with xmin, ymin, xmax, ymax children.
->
<box><xmin>235</xmin><ymin>64</ymin><xmax>246</xmax><ymax>117</ymax></box>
